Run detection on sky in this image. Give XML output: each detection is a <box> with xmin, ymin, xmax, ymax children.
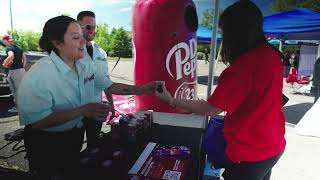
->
<box><xmin>0</xmin><ymin>0</ymin><xmax>276</xmax><ymax>35</ymax></box>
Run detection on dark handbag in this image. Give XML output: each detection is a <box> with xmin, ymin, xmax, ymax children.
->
<box><xmin>203</xmin><ymin>117</ymin><xmax>226</xmax><ymax>169</ymax></box>
<box><xmin>203</xmin><ymin>94</ymin><xmax>288</xmax><ymax>169</ymax></box>
<box><xmin>4</xmin><ymin>128</ymin><xmax>24</xmax><ymax>142</ymax></box>
<box><xmin>282</xmin><ymin>94</ymin><xmax>289</xmax><ymax>106</ymax></box>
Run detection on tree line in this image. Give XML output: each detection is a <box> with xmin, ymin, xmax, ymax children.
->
<box><xmin>3</xmin><ymin>0</ymin><xmax>318</xmax><ymax>58</ymax></box>
<box><xmin>4</xmin><ymin>23</ymin><xmax>132</xmax><ymax>58</ymax></box>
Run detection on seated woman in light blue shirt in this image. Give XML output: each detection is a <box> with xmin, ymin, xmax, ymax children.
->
<box><xmin>17</xmin><ymin>15</ymin><xmax>111</xmax><ymax>179</ymax></box>
<box><xmin>18</xmin><ymin>15</ymin><xmax>159</xmax><ymax>180</ymax></box>
<box><xmin>18</xmin><ymin>17</ymin><xmax>114</xmax><ymax>132</ymax></box>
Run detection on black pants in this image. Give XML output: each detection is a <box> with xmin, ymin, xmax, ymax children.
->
<box><xmin>24</xmin><ymin>126</ymin><xmax>84</xmax><ymax>180</ymax></box>
<box><xmin>284</xmin><ymin>66</ymin><xmax>290</xmax><ymax>77</ymax></box>
<box><xmin>222</xmin><ymin>151</ymin><xmax>283</xmax><ymax>180</ymax></box>
<box><xmin>82</xmin><ymin>117</ymin><xmax>102</xmax><ymax>149</ymax></box>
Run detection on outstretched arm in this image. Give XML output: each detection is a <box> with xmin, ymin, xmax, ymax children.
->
<box><xmin>171</xmin><ymin>99</ymin><xmax>222</xmax><ymax>116</ymax></box>
<box><xmin>2</xmin><ymin>51</ymin><xmax>14</xmax><ymax>68</ymax></box>
<box><xmin>104</xmin><ymin>88</ymin><xmax>115</xmax><ymax>120</ymax></box>
<box><xmin>109</xmin><ymin>81</ymin><xmax>159</xmax><ymax>95</ymax></box>
<box><xmin>156</xmin><ymin>84</ymin><xmax>223</xmax><ymax>116</ymax></box>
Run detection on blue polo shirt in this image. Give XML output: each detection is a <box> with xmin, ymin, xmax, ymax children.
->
<box><xmin>17</xmin><ymin>51</ymin><xmax>112</xmax><ymax>132</ymax></box>
<box><xmin>83</xmin><ymin>42</ymin><xmax>110</xmax><ymax>102</ymax></box>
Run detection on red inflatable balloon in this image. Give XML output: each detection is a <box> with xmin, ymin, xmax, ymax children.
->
<box><xmin>133</xmin><ymin>0</ymin><xmax>198</xmax><ymax>113</ymax></box>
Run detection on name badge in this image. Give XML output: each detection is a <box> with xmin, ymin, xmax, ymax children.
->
<box><xmin>84</xmin><ymin>74</ymin><xmax>95</xmax><ymax>84</ymax></box>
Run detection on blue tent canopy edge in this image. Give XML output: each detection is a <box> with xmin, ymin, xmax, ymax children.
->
<box><xmin>197</xmin><ymin>8</ymin><xmax>320</xmax><ymax>42</ymax></box>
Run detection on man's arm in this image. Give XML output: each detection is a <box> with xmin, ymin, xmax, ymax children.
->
<box><xmin>22</xmin><ymin>53</ymin><xmax>27</xmax><ymax>68</ymax></box>
<box><xmin>2</xmin><ymin>51</ymin><xmax>14</xmax><ymax>68</ymax></box>
<box><xmin>173</xmin><ymin>99</ymin><xmax>223</xmax><ymax>116</ymax></box>
<box><xmin>104</xmin><ymin>88</ymin><xmax>115</xmax><ymax>120</ymax></box>
<box><xmin>109</xmin><ymin>82</ymin><xmax>157</xmax><ymax>95</ymax></box>
<box><xmin>31</xmin><ymin>103</ymin><xmax>110</xmax><ymax>130</ymax></box>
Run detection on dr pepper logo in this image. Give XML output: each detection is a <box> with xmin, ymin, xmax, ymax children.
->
<box><xmin>166</xmin><ymin>38</ymin><xmax>197</xmax><ymax>80</ymax></box>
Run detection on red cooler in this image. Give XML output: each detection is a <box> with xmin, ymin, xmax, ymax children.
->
<box><xmin>133</xmin><ymin>0</ymin><xmax>198</xmax><ymax>113</ymax></box>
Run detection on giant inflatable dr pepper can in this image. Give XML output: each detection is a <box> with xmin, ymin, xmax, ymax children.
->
<box><xmin>133</xmin><ymin>0</ymin><xmax>198</xmax><ymax>113</ymax></box>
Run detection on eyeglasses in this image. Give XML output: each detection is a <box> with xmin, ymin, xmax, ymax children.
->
<box><xmin>82</xmin><ymin>24</ymin><xmax>96</xmax><ymax>31</ymax></box>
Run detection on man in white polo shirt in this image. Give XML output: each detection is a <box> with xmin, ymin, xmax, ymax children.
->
<box><xmin>78</xmin><ymin>11</ymin><xmax>157</xmax><ymax>150</ymax></box>
<box><xmin>77</xmin><ymin>11</ymin><xmax>112</xmax><ymax>150</ymax></box>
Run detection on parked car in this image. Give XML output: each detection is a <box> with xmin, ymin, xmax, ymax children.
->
<box><xmin>0</xmin><ymin>52</ymin><xmax>47</xmax><ymax>111</ymax></box>
<box><xmin>0</xmin><ymin>53</ymin><xmax>13</xmax><ymax>110</ymax></box>
<box><xmin>0</xmin><ymin>53</ymin><xmax>11</xmax><ymax>97</ymax></box>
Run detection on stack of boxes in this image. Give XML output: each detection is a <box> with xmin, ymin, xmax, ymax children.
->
<box><xmin>109</xmin><ymin>112</ymin><xmax>153</xmax><ymax>142</ymax></box>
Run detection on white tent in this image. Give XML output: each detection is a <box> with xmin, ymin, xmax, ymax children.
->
<box><xmin>295</xmin><ymin>99</ymin><xmax>320</xmax><ymax>138</ymax></box>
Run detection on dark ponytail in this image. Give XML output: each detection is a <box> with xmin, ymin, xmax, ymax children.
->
<box><xmin>39</xmin><ymin>35</ymin><xmax>54</xmax><ymax>53</ymax></box>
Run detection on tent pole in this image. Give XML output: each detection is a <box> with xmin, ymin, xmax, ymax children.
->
<box><xmin>214</xmin><ymin>41</ymin><xmax>222</xmax><ymax>75</ymax></box>
<box><xmin>279</xmin><ymin>39</ymin><xmax>283</xmax><ymax>52</ymax></box>
<box><xmin>317</xmin><ymin>41</ymin><xmax>320</xmax><ymax>59</ymax></box>
<box><xmin>206</xmin><ymin>0</ymin><xmax>220</xmax><ymax>98</ymax></box>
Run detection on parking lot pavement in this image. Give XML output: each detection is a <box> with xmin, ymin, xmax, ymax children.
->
<box><xmin>0</xmin><ymin>60</ymin><xmax>319</xmax><ymax>180</ymax></box>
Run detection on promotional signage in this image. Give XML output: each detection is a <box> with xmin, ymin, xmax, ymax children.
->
<box><xmin>133</xmin><ymin>0</ymin><xmax>198</xmax><ymax>113</ymax></box>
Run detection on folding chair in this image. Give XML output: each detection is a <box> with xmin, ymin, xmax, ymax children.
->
<box><xmin>291</xmin><ymin>76</ymin><xmax>311</xmax><ymax>94</ymax></box>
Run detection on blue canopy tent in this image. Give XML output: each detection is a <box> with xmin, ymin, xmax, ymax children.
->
<box><xmin>264</xmin><ymin>8</ymin><xmax>320</xmax><ymax>76</ymax></box>
<box><xmin>197</xmin><ymin>28</ymin><xmax>300</xmax><ymax>45</ymax></box>
<box><xmin>197</xmin><ymin>8</ymin><xmax>320</xmax><ymax>42</ymax></box>
<box><xmin>205</xmin><ymin>6</ymin><xmax>320</xmax><ymax>98</ymax></box>
<box><xmin>263</xmin><ymin>8</ymin><xmax>320</xmax><ymax>40</ymax></box>
<box><xmin>197</xmin><ymin>25</ymin><xmax>222</xmax><ymax>43</ymax></box>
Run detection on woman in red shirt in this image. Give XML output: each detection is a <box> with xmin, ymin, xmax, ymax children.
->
<box><xmin>156</xmin><ymin>1</ymin><xmax>286</xmax><ymax>180</ymax></box>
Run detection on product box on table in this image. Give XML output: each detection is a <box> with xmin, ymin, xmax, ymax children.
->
<box><xmin>128</xmin><ymin>142</ymin><xmax>191</xmax><ymax>180</ymax></box>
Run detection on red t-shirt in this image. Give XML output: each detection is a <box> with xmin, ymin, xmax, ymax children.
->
<box><xmin>207</xmin><ymin>43</ymin><xmax>286</xmax><ymax>162</ymax></box>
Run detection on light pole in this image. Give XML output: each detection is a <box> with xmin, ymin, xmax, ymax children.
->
<box><xmin>9</xmin><ymin>0</ymin><xmax>13</xmax><ymax>32</ymax></box>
